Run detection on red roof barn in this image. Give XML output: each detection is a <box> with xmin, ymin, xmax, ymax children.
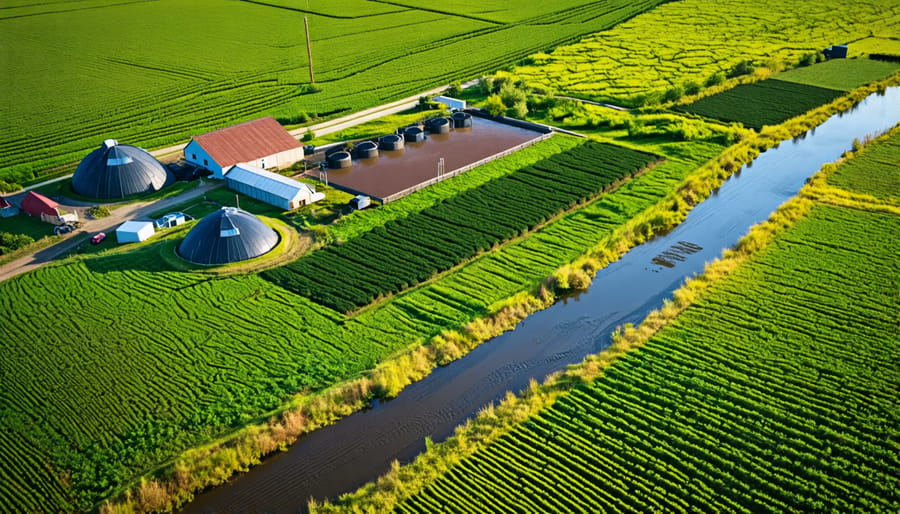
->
<box><xmin>183</xmin><ymin>117</ymin><xmax>304</xmax><ymax>179</ymax></box>
<box><xmin>21</xmin><ymin>191</ymin><xmax>60</xmax><ymax>218</ymax></box>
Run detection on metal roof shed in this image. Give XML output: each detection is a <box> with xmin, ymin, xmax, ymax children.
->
<box><xmin>116</xmin><ymin>220</ymin><xmax>155</xmax><ymax>243</ymax></box>
<box><xmin>225</xmin><ymin>164</ymin><xmax>324</xmax><ymax>210</ymax></box>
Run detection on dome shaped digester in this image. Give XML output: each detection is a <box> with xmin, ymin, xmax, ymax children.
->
<box><xmin>72</xmin><ymin>139</ymin><xmax>173</xmax><ymax>199</ymax></box>
<box><xmin>178</xmin><ymin>207</ymin><xmax>279</xmax><ymax>265</ymax></box>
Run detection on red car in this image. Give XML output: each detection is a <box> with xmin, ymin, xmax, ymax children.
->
<box><xmin>90</xmin><ymin>232</ymin><xmax>106</xmax><ymax>244</ymax></box>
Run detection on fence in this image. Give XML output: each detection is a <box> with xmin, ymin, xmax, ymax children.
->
<box><xmin>379</xmin><ymin>132</ymin><xmax>553</xmax><ymax>204</ymax></box>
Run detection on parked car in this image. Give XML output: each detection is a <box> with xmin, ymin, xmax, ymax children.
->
<box><xmin>90</xmin><ymin>232</ymin><xmax>106</xmax><ymax>244</ymax></box>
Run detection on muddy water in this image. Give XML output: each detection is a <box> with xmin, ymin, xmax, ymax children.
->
<box><xmin>319</xmin><ymin>118</ymin><xmax>543</xmax><ymax>200</ymax></box>
<box><xmin>183</xmin><ymin>87</ymin><xmax>900</xmax><ymax>513</ymax></box>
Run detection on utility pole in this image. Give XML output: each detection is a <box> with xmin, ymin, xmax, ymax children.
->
<box><xmin>305</xmin><ymin>16</ymin><xmax>315</xmax><ymax>84</ymax></box>
<box><xmin>235</xmin><ymin>194</ymin><xmax>240</xmax><ymax>210</ymax></box>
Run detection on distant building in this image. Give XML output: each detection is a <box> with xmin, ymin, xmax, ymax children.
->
<box><xmin>433</xmin><ymin>95</ymin><xmax>466</xmax><ymax>111</ymax></box>
<box><xmin>0</xmin><ymin>197</ymin><xmax>19</xmax><ymax>218</ymax></box>
<box><xmin>178</xmin><ymin>207</ymin><xmax>279</xmax><ymax>265</ymax></box>
<box><xmin>824</xmin><ymin>44</ymin><xmax>848</xmax><ymax>59</ymax></box>
<box><xmin>183</xmin><ymin>117</ymin><xmax>304</xmax><ymax>179</ymax></box>
<box><xmin>20</xmin><ymin>191</ymin><xmax>77</xmax><ymax>225</ymax></box>
<box><xmin>226</xmin><ymin>164</ymin><xmax>324</xmax><ymax>210</ymax></box>
<box><xmin>116</xmin><ymin>220</ymin><xmax>155</xmax><ymax>243</ymax></box>
<box><xmin>73</xmin><ymin>139</ymin><xmax>172</xmax><ymax>199</ymax></box>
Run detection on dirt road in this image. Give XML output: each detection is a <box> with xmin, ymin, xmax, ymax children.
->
<box><xmin>0</xmin><ymin>180</ymin><xmax>219</xmax><ymax>283</ymax></box>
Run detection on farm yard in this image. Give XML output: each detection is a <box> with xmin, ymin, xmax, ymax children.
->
<box><xmin>511</xmin><ymin>0</ymin><xmax>900</xmax><ymax>106</ymax></box>
<box><xmin>0</xmin><ymin>0</ymin><xmax>667</xmax><ymax>187</ymax></box>
<box><xmin>2</xmin><ymin>0</ymin><xmax>899</xmax><ymax>511</ymax></box>
<box><xmin>320</xmin><ymin>130</ymin><xmax>900</xmax><ymax>514</ymax></box>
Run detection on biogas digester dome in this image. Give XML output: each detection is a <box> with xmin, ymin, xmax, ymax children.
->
<box><xmin>178</xmin><ymin>207</ymin><xmax>278</xmax><ymax>265</ymax></box>
<box><xmin>73</xmin><ymin>139</ymin><xmax>172</xmax><ymax>199</ymax></box>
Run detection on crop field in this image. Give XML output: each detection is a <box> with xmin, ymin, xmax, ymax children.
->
<box><xmin>386</xmin><ymin>202</ymin><xmax>900</xmax><ymax>513</ymax></box>
<box><xmin>0</xmin><ymin>133</ymin><xmax>719</xmax><ymax>510</ymax></box>
<box><xmin>672</xmin><ymin>79</ymin><xmax>844</xmax><ymax>129</ymax></box>
<box><xmin>264</xmin><ymin>142</ymin><xmax>659</xmax><ymax>312</ymax></box>
<box><xmin>510</xmin><ymin>0</ymin><xmax>900</xmax><ymax>106</ymax></box>
<box><xmin>827</xmin><ymin>129</ymin><xmax>900</xmax><ymax>202</ymax></box>
<box><xmin>0</xmin><ymin>0</ymin><xmax>667</xmax><ymax>186</ymax></box>
<box><xmin>775</xmin><ymin>58</ymin><xmax>900</xmax><ymax>91</ymax></box>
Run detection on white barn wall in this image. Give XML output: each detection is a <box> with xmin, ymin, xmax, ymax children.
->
<box><xmin>184</xmin><ymin>140</ymin><xmax>225</xmax><ymax>178</ymax></box>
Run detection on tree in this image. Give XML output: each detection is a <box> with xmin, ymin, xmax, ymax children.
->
<box><xmin>483</xmin><ymin>95</ymin><xmax>506</xmax><ymax>117</ymax></box>
<box><xmin>445</xmin><ymin>81</ymin><xmax>462</xmax><ymax>97</ymax></box>
<box><xmin>508</xmin><ymin>100</ymin><xmax>528</xmax><ymax>119</ymax></box>
<box><xmin>705</xmin><ymin>71</ymin><xmax>726</xmax><ymax>87</ymax></box>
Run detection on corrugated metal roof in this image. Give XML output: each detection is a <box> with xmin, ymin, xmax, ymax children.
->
<box><xmin>191</xmin><ymin>117</ymin><xmax>301</xmax><ymax>168</ymax></box>
<box><xmin>226</xmin><ymin>164</ymin><xmax>314</xmax><ymax>201</ymax></box>
<box><xmin>21</xmin><ymin>191</ymin><xmax>59</xmax><ymax>217</ymax></box>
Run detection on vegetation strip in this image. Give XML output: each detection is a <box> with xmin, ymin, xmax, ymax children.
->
<box><xmin>315</xmin><ymin>126</ymin><xmax>900</xmax><ymax>514</ymax></box>
<box><xmin>262</xmin><ymin>142</ymin><xmax>659</xmax><ymax>312</ymax></box>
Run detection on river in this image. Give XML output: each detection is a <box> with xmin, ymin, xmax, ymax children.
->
<box><xmin>182</xmin><ymin>86</ymin><xmax>900</xmax><ymax>513</ymax></box>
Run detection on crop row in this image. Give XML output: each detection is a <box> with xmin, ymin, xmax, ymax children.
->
<box><xmin>1</xmin><ymin>0</ymin><xmax>664</xmax><ymax>184</ymax></box>
<box><xmin>263</xmin><ymin>142</ymin><xmax>659</xmax><ymax>312</ymax></box>
<box><xmin>397</xmin><ymin>203</ymin><xmax>900</xmax><ymax>512</ymax></box>
<box><xmin>673</xmin><ymin>78</ymin><xmax>844</xmax><ymax>129</ymax></box>
<box><xmin>826</xmin><ymin>128</ymin><xmax>900</xmax><ymax>201</ymax></box>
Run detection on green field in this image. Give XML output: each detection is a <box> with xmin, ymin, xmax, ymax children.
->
<box><xmin>827</xmin><ymin>130</ymin><xmax>900</xmax><ymax>202</ymax></box>
<box><xmin>776</xmin><ymin>58</ymin><xmax>900</xmax><ymax>91</ymax></box>
<box><xmin>510</xmin><ymin>0</ymin><xmax>900</xmax><ymax>106</ymax></box>
<box><xmin>673</xmin><ymin>79</ymin><xmax>844</xmax><ymax>129</ymax></box>
<box><xmin>329</xmin><ymin>144</ymin><xmax>900</xmax><ymax>513</ymax></box>
<box><xmin>0</xmin><ymin>133</ymin><xmax>722</xmax><ymax>510</ymax></box>
<box><xmin>0</xmin><ymin>0</ymin><xmax>667</xmax><ymax>186</ymax></box>
<box><xmin>264</xmin><ymin>142</ymin><xmax>658</xmax><ymax>312</ymax></box>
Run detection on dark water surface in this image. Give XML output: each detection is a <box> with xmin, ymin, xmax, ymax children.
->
<box><xmin>183</xmin><ymin>87</ymin><xmax>900</xmax><ymax>513</ymax></box>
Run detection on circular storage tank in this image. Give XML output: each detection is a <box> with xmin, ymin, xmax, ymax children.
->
<box><xmin>425</xmin><ymin>117</ymin><xmax>450</xmax><ymax>135</ymax></box>
<box><xmin>327</xmin><ymin>151</ymin><xmax>352</xmax><ymax>169</ymax></box>
<box><xmin>379</xmin><ymin>134</ymin><xmax>404</xmax><ymax>151</ymax></box>
<box><xmin>178</xmin><ymin>207</ymin><xmax>279</xmax><ymax>266</ymax></box>
<box><xmin>451</xmin><ymin>111</ymin><xmax>473</xmax><ymax>128</ymax></box>
<box><xmin>403</xmin><ymin>126</ymin><xmax>425</xmax><ymax>143</ymax></box>
<box><xmin>73</xmin><ymin>139</ymin><xmax>173</xmax><ymax>199</ymax></box>
<box><xmin>356</xmin><ymin>141</ymin><xmax>379</xmax><ymax>159</ymax></box>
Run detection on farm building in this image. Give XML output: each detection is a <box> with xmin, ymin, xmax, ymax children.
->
<box><xmin>73</xmin><ymin>139</ymin><xmax>173</xmax><ymax>199</ymax></box>
<box><xmin>20</xmin><ymin>191</ymin><xmax>77</xmax><ymax>225</ymax></box>
<box><xmin>226</xmin><ymin>164</ymin><xmax>324</xmax><ymax>210</ymax></box>
<box><xmin>116</xmin><ymin>220</ymin><xmax>155</xmax><ymax>243</ymax></box>
<box><xmin>184</xmin><ymin>117</ymin><xmax>304</xmax><ymax>179</ymax></box>
<box><xmin>433</xmin><ymin>95</ymin><xmax>466</xmax><ymax>110</ymax></box>
<box><xmin>178</xmin><ymin>207</ymin><xmax>278</xmax><ymax>265</ymax></box>
<box><xmin>0</xmin><ymin>197</ymin><xmax>19</xmax><ymax>218</ymax></box>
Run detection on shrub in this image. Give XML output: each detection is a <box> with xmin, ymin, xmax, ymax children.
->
<box><xmin>705</xmin><ymin>71</ymin><xmax>726</xmax><ymax>87</ymax></box>
<box><xmin>483</xmin><ymin>95</ymin><xmax>506</xmax><ymax>117</ymax></box>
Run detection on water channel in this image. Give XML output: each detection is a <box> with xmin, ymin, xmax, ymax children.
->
<box><xmin>183</xmin><ymin>87</ymin><xmax>900</xmax><ymax>513</ymax></box>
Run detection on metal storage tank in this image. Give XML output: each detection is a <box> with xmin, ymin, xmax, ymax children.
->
<box><xmin>356</xmin><ymin>141</ymin><xmax>379</xmax><ymax>159</ymax></box>
<box><xmin>379</xmin><ymin>134</ymin><xmax>404</xmax><ymax>151</ymax></box>
<box><xmin>425</xmin><ymin>117</ymin><xmax>450</xmax><ymax>134</ymax></box>
<box><xmin>451</xmin><ymin>111</ymin><xmax>472</xmax><ymax>128</ymax></box>
<box><xmin>403</xmin><ymin>126</ymin><xmax>425</xmax><ymax>143</ymax></box>
<box><xmin>178</xmin><ymin>207</ymin><xmax>279</xmax><ymax>265</ymax></box>
<box><xmin>73</xmin><ymin>139</ymin><xmax>173</xmax><ymax>199</ymax></box>
<box><xmin>327</xmin><ymin>151</ymin><xmax>352</xmax><ymax>169</ymax></box>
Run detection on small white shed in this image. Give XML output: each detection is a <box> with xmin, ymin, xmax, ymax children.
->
<box><xmin>116</xmin><ymin>220</ymin><xmax>155</xmax><ymax>243</ymax></box>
